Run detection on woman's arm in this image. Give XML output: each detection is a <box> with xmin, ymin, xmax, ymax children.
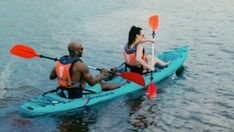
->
<box><xmin>136</xmin><ymin>44</ymin><xmax>154</xmax><ymax>71</ymax></box>
<box><xmin>138</xmin><ymin>38</ymin><xmax>155</xmax><ymax>45</ymax></box>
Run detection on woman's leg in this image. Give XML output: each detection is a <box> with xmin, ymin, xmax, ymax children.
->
<box><xmin>154</xmin><ymin>56</ymin><xmax>169</xmax><ymax>66</ymax></box>
<box><xmin>146</xmin><ymin>55</ymin><xmax>169</xmax><ymax>67</ymax></box>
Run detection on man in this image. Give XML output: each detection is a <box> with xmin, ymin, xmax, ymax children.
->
<box><xmin>50</xmin><ymin>42</ymin><xmax>121</xmax><ymax>99</ymax></box>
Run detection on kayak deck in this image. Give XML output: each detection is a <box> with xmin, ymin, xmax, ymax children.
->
<box><xmin>20</xmin><ymin>46</ymin><xmax>188</xmax><ymax>116</ymax></box>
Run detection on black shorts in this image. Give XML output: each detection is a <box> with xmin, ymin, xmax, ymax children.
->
<box><xmin>57</xmin><ymin>87</ymin><xmax>83</xmax><ymax>99</ymax></box>
<box><xmin>125</xmin><ymin>63</ymin><xmax>144</xmax><ymax>74</ymax></box>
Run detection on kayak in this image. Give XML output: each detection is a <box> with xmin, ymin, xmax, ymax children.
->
<box><xmin>20</xmin><ymin>46</ymin><xmax>188</xmax><ymax>116</ymax></box>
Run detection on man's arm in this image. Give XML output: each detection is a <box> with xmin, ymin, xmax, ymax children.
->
<box><xmin>74</xmin><ymin>62</ymin><xmax>107</xmax><ymax>86</ymax></box>
<box><xmin>49</xmin><ymin>67</ymin><xmax>57</xmax><ymax>80</ymax></box>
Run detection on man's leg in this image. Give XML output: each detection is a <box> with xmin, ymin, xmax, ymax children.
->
<box><xmin>100</xmin><ymin>82</ymin><xmax>121</xmax><ymax>91</ymax></box>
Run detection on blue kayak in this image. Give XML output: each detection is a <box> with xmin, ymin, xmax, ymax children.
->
<box><xmin>20</xmin><ymin>46</ymin><xmax>188</xmax><ymax>116</ymax></box>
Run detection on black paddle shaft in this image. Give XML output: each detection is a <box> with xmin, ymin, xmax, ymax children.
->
<box><xmin>39</xmin><ymin>55</ymin><xmax>58</xmax><ymax>61</ymax></box>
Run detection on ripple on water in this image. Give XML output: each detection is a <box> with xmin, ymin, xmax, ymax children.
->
<box><xmin>127</xmin><ymin>100</ymin><xmax>160</xmax><ymax>129</ymax></box>
<box><xmin>0</xmin><ymin>85</ymin><xmax>40</xmax><ymax>108</ymax></box>
<box><xmin>219</xmin><ymin>48</ymin><xmax>234</xmax><ymax>54</ymax></box>
<box><xmin>205</xmin><ymin>42</ymin><xmax>223</xmax><ymax>46</ymax></box>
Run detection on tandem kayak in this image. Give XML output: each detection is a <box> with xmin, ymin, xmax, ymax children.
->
<box><xmin>20</xmin><ymin>46</ymin><xmax>188</xmax><ymax>116</ymax></box>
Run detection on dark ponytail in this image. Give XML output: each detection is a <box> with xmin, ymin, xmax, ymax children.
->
<box><xmin>127</xmin><ymin>26</ymin><xmax>142</xmax><ymax>46</ymax></box>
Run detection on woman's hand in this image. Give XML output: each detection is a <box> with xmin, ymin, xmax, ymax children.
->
<box><xmin>148</xmin><ymin>66</ymin><xmax>155</xmax><ymax>71</ymax></box>
<box><xmin>147</xmin><ymin>39</ymin><xmax>155</xmax><ymax>43</ymax></box>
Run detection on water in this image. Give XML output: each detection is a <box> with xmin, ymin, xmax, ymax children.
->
<box><xmin>1</xmin><ymin>0</ymin><xmax>234</xmax><ymax>131</ymax></box>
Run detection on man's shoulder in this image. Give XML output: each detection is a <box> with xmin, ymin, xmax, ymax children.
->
<box><xmin>73</xmin><ymin>61</ymin><xmax>88</xmax><ymax>71</ymax></box>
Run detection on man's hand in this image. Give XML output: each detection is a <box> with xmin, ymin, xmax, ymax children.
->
<box><xmin>99</xmin><ymin>68</ymin><xmax>109</xmax><ymax>80</ymax></box>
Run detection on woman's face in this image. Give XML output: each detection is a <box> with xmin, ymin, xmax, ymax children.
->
<box><xmin>136</xmin><ymin>30</ymin><xmax>145</xmax><ymax>41</ymax></box>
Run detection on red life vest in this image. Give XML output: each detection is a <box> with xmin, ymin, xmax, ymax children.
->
<box><xmin>55</xmin><ymin>56</ymin><xmax>85</xmax><ymax>88</ymax></box>
<box><xmin>123</xmin><ymin>43</ymin><xmax>146</xmax><ymax>66</ymax></box>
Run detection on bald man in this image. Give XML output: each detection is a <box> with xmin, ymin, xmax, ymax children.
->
<box><xmin>50</xmin><ymin>42</ymin><xmax>120</xmax><ymax>99</ymax></box>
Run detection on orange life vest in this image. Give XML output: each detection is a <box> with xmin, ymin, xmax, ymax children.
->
<box><xmin>123</xmin><ymin>43</ymin><xmax>147</xmax><ymax>66</ymax></box>
<box><xmin>55</xmin><ymin>56</ymin><xmax>85</xmax><ymax>88</ymax></box>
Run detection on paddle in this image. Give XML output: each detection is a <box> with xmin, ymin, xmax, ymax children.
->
<box><xmin>10</xmin><ymin>44</ymin><xmax>58</xmax><ymax>61</ymax></box>
<box><xmin>146</xmin><ymin>15</ymin><xmax>159</xmax><ymax>99</ymax></box>
<box><xmin>10</xmin><ymin>44</ymin><xmax>145</xmax><ymax>86</ymax></box>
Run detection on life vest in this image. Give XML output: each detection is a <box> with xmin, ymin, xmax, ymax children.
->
<box><xmin>55</xmin><ymin>55</ymin><xmax>85</xmax><ymax>88</ymax></box>
<box><xmin>123</xmin><ymin>43</ymin><xmax>147</xmax><ymax>66</ymax></box>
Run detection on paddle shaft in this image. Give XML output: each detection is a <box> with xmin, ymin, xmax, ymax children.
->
<box><xmin>88</xmin><ymin>66</ymin><xmax>116</xmax><ymax>75</ymax></box>
<box><xmin>150</xmin><ymin>32</ymin><xmax>156</xmax><ymax>80</ymax></box>
<box><xmin>35</xmin><ymin>56</ymin><xmax>115</xmax><ymax>75</ymax></box>
<box><xmin>10</xmin><ymin>44</ymin><xmax>145</xmax><ymax>86</ymax></box>
<box><xmin>38</xmin><ymin>55</ymin><xmax>58</xmax><ymax>61</ymax></box>
<box><xmin>37</xmin><ymin>56</ymin><xmax>111</xmax><ymax>74</ymax></box>
<box><xmin>37</xmin><ymin>55</ymin><xmax>144</xmax><ymax>85</ymax></box>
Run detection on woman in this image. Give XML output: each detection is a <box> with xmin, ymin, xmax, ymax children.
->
<box><xmin>123</xmin><ymin>26</ymin><xmax>169</xmax><ymax>74</ymax></box>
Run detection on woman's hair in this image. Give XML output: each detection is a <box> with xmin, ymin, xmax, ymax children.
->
<box><xmin>127</xmin><ymin>26</ymin><xmax>142</xmax><ymax>46</ymax></box>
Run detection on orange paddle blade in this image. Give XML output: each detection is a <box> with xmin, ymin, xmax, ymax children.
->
<box><xmin>116</xmin><ymin>72</ymin><xmax>145</xmax><ymax>86</ymax></box>
<box><xmin>149</xmin><ymin>15</ymin><xmax>159</xmax><ymax>32</ymax></box>
<box><xmin>10</xmin><ymin>44</ymin><xmax>40</xmax><ymax>59</ymax></box>
<box><xmin>146</xmin><ymin>81</ymin><xmax>157</xmax><ymax>99</ymax></box>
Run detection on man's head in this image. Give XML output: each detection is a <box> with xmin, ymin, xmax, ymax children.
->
<box><xmin>68</xmin><ymin>42</ymin><xmax>84</xmax><ymax>57</ymax></box>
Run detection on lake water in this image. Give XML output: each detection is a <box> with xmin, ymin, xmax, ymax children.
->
<box><xmin>0</xmin><ymin>0</ymin><xmax>234</xmax><ymax>131</ymax></box>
